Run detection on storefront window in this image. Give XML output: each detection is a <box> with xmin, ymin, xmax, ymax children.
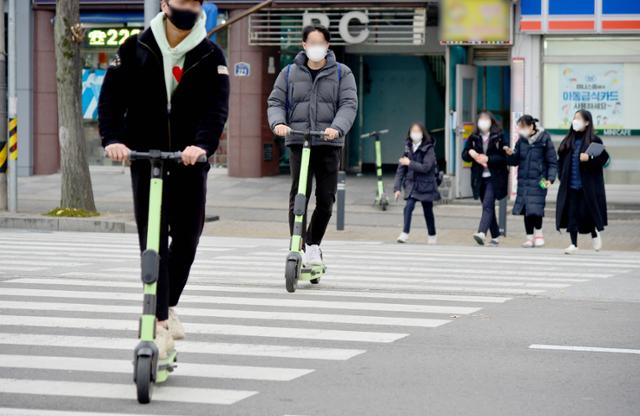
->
<box><xmin>81</xmin><ymin>24</ymin><xmax>143</xmax><ymax>165</ymax></box>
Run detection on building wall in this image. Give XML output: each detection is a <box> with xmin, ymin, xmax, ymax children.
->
<box><xmin>33</xmin><ymin>9</ymin><xmax>59</xmax><ymax>175</ymax></box>
<box><xmin>227</xmin><ymin>9</ymin><xmax>280</xmax><ymax>177</ymax></box>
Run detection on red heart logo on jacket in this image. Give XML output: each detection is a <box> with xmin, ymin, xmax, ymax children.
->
<box><xmin>172</xmin><ymin>66</ymin><xmax>183</xmax><ymax>83</ymax></box>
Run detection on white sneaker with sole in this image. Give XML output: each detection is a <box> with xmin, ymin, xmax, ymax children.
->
<box><xmin>522</xmin><ymin>235</ymin><xmax>534</xmax><ymax>248</ymax></box>
<box><xmin>473</xmin><ymin>232</ymin><xmax>485</xmax><ymax>246</ymax></box>
<box><xmin>305</xmin><ymin>244</ymin><xmax>323</xmax><ymax>265</ymax></box>
<box><xmin>427</xmin><ymin>235</ymin><xmax>437</xmax><ymax>245</ymax></box>
<box><xmin>155</xmin><ymin>325</ymin><xmax>175</xmax><ymax>360</ymax></box>
<box><xmin>592</xmin><ymin>231</ymin><xmax>602</xmax><ymax>251</ymax></box>
<box><xmin>534</xmin><ymin>230</ymin><xmax>545</xmax><ymax>247</ymax></box>
<box><xmin>168</xmin><ymin>308</ymin><xmax>185</xmax><ymax>340</ymax></box>
<box><xmin>564</xmin><ymin>244</ymin><xmax>579</xmax><ymax>255</ymax></box>
<box><xmin>397</xmin><ymin>232</ymin><xmax>409</xmax><ymax>243</ymax></box>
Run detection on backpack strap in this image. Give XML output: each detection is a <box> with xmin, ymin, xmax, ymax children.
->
<box><xmin>284</xmin><ymin>64</ymin><xmax>292</xmax><ymax>115</ymax></box>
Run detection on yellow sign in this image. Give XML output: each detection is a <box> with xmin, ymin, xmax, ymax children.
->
<box><xmin>440</xmin><ymin>0</ymin><xmax>512</xmax><ymax>45</ymax></box>
<box><xmin>85</xmin><ymin>28</ymin><xmax>142</xmax><ymax>48</ymax></box>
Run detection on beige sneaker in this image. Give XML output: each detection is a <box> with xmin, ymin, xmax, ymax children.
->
<box><xmin>168</xmin><ymin>308</ymin><xmax>185</xmax><ymax>340</ymax></box>
<box><xmin>155</xmin><ymin>324</ymin><xmax>175</xmax><ymax>360</ymax></box>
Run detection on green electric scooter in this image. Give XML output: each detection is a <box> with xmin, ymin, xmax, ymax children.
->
<box><xmin>360</xmin><ymin>129</ymin><xmax>390</xmax><ymax>210</ymax></box>
<box><xmin>284</xmin><ymin>130</ymin><xmax>331</xmax><ymax>293</ymax></box>
<box><xmin>127</xmin><ymin>149</ymin><xmax>207</xmax><ymax>404</ymax></box>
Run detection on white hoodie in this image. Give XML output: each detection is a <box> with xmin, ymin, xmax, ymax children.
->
<box><xmin>150</xmin><ymin>11</ymin><xmax>207</xmax><ymax>105</ymax></box>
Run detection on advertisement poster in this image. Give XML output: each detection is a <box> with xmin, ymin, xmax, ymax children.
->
<box><xmin>559</xmin><ymin>64</ymin><xmax>623</xmax><ymax>129</ymax></box>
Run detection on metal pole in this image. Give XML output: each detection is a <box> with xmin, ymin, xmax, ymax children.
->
<box><xmin>336</xmin><ymin>171</ymin><xmax>346</xmax><ymax>231</ymax></box>
<box><xmin>0</xmin><ymin>0</ymin><xmax>7</xmax><ymax>211</ymax></box>
<box><xmin>7</xmin><ymin>0</ymin><xmax>16</xmax><ymax>212</ymax></box>
<box><xmin>499</xmin><ymin>197</ymin><xmax>507</xmax><ymax>237</ymax></box>
<box><xmin>144</xmin><ymin>0</ymin><xmax>160</xmax><ymax>28</ymax></box>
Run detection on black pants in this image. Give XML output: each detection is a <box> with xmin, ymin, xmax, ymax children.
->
<box><xmin>478</xmin><ymin>177</ymin><xmax>500</xmax><ymax>238</ymax></box>
<box><xmin>131</xmin><ymin>161</ymin><xmax>209</xmax><ymax>321</ymax></box>
<box><xmin>403</xmin><ymin>197</ymin><xmax>436</xmax><ymax>236</ymax></box>
<box><xmin>288</xmin><ymin>145</ymin><xmax>341</xmax><ymax>246</ymax></box>
<box><xmin>524</xmin><ymin>214</ymin><xmax>543</xmax><ymax>235</ymax></box>
<box><xmin>567</xmin><ymin>188</ymin><xmax>597</xmax><ymax>246</ymax></box>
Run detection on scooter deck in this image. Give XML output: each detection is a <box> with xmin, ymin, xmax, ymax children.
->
<box><xmin>300</xmin><ymin>263</ymin><xmax>327</xmax><ymax>281</ymax></box>
<box><xmin>156</xmin><ymin>350</ymin><xmax>177</xmax><ymax>383</ymax></box>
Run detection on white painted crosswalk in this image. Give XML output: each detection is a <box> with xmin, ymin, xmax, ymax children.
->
<box><xmin>0</xmin><ymin>230</ymin><xmax>635</xmax><ymax>414</ymax></box>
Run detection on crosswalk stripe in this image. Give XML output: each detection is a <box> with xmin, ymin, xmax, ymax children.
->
<box><xmin>0</xmin><ymin>333</ymin><xmax>365</xmax><ymax>360</ymax></box>
<box><xmin>50</xmin><ymin>274</ymin><xmax>542</xmax><ymax>295</ymax></box>
<box><xmin>0</xmin><ymin>286</ymin><xmax>481</xmax><ymax>315</ymax></box>
<box><xmin>0</xmin><ymin>409</ymin><xmax>183</xmax><ymax>416</ymax></box>
<box><xmin>101</xmin><ymin>267</ymin><xmax>570</xmax><ymax>289</ymax></box>
<box><xmin>0</xmin><ymin>259</ymin><xmax>88</xmax><ymax>267</ymax></box>
<box><xmin>42</xmin><ymin>275</ymin><xmax>514</xmax><ymax>303</ymax></box>
<box><xmin>0</xmin><ymin>266</ymin><xmax>46</xmax><ymax>272</ymax></box>
<box><xmin>0</xmin><ymin>378</ymin><xmax>257</xmax><ymax>405</ymax></box>
<box><xmin>203</xmin><ymin>258</ymin><xmax>615</xmax><ymax>278</ymax></box>
<box><xmin>0</xmin><ymin>354</ymin><xmax>314</xmax><ymax>381</ymax></box>
<box><xmin>0</xmin><ymin>315</ymin><xmax>408</xmax><ymax>343</ymax></box>
<box><xmin>0</xmin><ymin>300</ymin><xmax>451</xmax><ymax>328</ymax></box>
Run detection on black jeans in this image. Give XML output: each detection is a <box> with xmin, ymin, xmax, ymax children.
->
<box><xmin>403</xmin><ymin>197</ymin><xmax>436</xmax><ymax>236</ymax></box>
<box><xmin>478</xmin><ymin>177</ymin><xmax>500</xmax><ymax>238</ymax></box>
<box><xmin>131</xmin><ymin>161</ymin><xmax>208</xmax><ymax>321</ymax></box>
<box><xmin>288</xmin><ymin>145</ymin><xmax>341</xmax><ymax>246</ymax></box>
<box><xmin>524</xmin><ymin>214</ymin><xmax>543</xmax><ymax>235</ymax></box>
<box><xmin>567</xmin><ymin>188</ymin><xmax>597</xmax><ymax>246</ymax></box>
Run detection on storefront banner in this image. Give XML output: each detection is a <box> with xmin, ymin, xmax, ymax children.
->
<box><xmin>82</xmin><ymin>69</ymin><xmax>106</xmax><ymax>120</ymax></box>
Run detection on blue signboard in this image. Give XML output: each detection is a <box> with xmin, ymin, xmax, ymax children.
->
<box><xmin>82</xmin><ymin>69</ymin><xmax>106</xmax><ymax>120</ymax></box>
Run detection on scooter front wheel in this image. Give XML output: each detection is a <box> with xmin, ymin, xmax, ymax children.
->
<box><xmin>285</xmin><ymin>260</ymin><xmax>299</xmax><ymax>293</ymax></box>
<box><xmin>135</xmin><ymin>356</ymin><xmax>154</xmax><ymax>404</ymax></box>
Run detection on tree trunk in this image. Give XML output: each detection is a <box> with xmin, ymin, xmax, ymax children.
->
<box><xmin>54</xmin><ymin>0</ymin><xmax>96</xmax><ymax>211</ymax></box>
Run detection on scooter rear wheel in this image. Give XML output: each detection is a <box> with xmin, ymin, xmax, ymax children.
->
<box><xmin>285</xmin><ymin>261</ymin><xmax>299</xmax><ymax>293</ymax></box>
<box><xmin>135</xmin><ymin>356</ymin><xmax>153</xmax><ymax>404</ymax></box>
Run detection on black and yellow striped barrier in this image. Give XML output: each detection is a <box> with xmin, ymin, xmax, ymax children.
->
<box><xmin>8</xmin><ymin>117</ymin><xmax>17</xmax><ymax>162</ymax></box>
<box><xmin>0</xmin><ymin>140</ymin><xmax>6</xmax><ymax>173</ymax></box>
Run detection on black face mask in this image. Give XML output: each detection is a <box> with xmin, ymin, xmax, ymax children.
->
<box><xmin>167</xmin><ymin>4</ymin><xmax>199</xmax><ymax>31</ymax></box>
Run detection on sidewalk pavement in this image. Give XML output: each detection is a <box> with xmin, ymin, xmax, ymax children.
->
<box><xmin>2</xmin><ymin>166</ymin><xmax>639</xmax><ymax>251</ymax></box>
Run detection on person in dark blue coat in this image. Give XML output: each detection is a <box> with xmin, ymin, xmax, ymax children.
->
<box><xmin>393</xmin><ymin>123</ymin><xmax>441</xmax><ymax>244</ymax></box>
<box><xmin>555</xmin><ymin>109</ymin><xmax>609</xmax><ymax>254</ymax></box>
<box><xmin>461</xmin><ymin>111</ymin><xmax>509</xmax><ymax>246</ymax></box>
<box><xmin>504</xmin><ymin>115</ymin><xmax>558</xmax><ymax>248</ymax></box>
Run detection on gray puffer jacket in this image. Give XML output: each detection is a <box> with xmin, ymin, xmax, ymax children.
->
<box><xmin>267</xmin><ymin>50</ymin><xmax>358</xmax><ymax>147</ymax></box>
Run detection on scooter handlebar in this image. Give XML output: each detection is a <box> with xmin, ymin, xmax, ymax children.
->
<box><xmin>288</xmin><ymin>129</ymin><xmax>331</xmax><ymax>138</ymax></box>
<box><xmin>360</xmin><ymin>129</ymin><xmax>390</xmax><ymax>139</ymax></box>
<box><xmin>128</xmin><ymin>150</ymin><xmax>208</xmax><ymax>163</ymax></box>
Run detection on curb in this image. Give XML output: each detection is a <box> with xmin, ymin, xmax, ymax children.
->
<box><xmin>0</xmin><ymin>213</ymin><xmax>137</xmax><ymax>233</ymax></box>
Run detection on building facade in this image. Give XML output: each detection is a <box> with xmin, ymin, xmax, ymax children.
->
<box><xmin>19</xmin><ymin>1</ymin><xmax>640</xmax><ymax>190</ymax></box>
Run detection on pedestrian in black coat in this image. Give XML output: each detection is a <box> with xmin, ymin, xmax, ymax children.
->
<box><xmin>504</xmin><ymin>115</ymin><xmax>558</xmax><ymax>248</ymax></box>
<box><xmin>555</xmin><ymin>109</ymin><xmax>609</xmax><ymax>254</ymax></box>
<box><xmin>393</xmin><ymin>123</ymin><xmax>440</xmax><ymax>244</ymax></box>
<box><xmin>461</xmin><ymin>111</ymin><xmax>509</xmax><ymax>246</ymax></box>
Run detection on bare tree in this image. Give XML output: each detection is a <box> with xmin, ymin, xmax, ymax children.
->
<box><xmin>54</xmin><ymin>0</ymin><xmax>96</xmax><ymax>211</ymax></box>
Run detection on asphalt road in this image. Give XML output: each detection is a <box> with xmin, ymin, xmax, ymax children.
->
<box><xmin>0</xmin><ymin>230</ymin><xmax>638</xmax><ymax>416</ymax></box>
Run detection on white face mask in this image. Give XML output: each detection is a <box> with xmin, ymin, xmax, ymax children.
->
<box><xmin>478</xmin><ymin>119</ymin><xmax>491</xmax><ymax>132</ymax></box>
<box><xmin>305</xmin><ymin>45</ymin><xmax>328</xmax><ymax>63</ymax></box>
<box><xmin>572</xmin><ymin>119</ymin><xmax>586</xmax><ymax>132</ymax></box>
<box><xmin>410</xmin><ymin>132</ymin><xmax>423</xmax><ymax>143</ymax></box>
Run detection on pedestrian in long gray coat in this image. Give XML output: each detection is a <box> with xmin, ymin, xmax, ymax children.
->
<box><xmin>267</xmin><ymin>25</ymin><xmax>357</xmax><ymax>266</ymax></box>
<box><xmin>504</xmin><ymin>115</ymin><xmax>558</xmax><ymax>248</ymax></box>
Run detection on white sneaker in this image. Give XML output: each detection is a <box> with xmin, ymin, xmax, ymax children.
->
<box><xmin>564</xmin><ymin>244</ymin><xmax>579</xmax><ymax>255</ymax></box>
<box><xmin>155</xmin><ymin>324</ymin><xmax>175</xmax><ymax>360</ymax></box>
<box><xmin>473</xmin><ymin>232</ymin><xmax>485</xmax><ymax>246</ymax></box>
<box><xmin>522</xmin><ymin>235</ymin><xmax>534</xmax><ymax>248</ymax></box>
<box><xmin>427</xmin><ymin>235</ymin><xmax>437</xmax><ymax>245</ymax></box>
<box><xmin>489</xmin><ymin>237</ymin><xmax>500</xmax><ymax>247</ymax></box>
<box><xmin>397</xmin><ymin>232</ymin><xmax>409</xmax><ymax>243</ymax></box>
<box><xmin>534</xmin><ymin>230</ymin><xmax>545</xmax><ymax>247</ymax></box>
<box><xmin>168</xmin><ymin>308</ymin><xmax>185</xmax><ymax>340</ymax></box>
<box><xmin>592</xmin><ymin>231</ymin><xmax>602</xmax><ymax>251</ymax></box>
<box><xmin>305</xmin><ymin>244</ymin><xmax>323</xmax><ymax>265</ymax></box>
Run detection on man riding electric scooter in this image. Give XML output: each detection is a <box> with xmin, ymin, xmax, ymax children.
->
<box><xmin>267</xmin><ymin>25</ymin><xmax>357</xmax><ymax>280</ymax></box>
<box><xmin>98</xmin><ymin>0</ymin><xmax>229</xmax><ymax>401</ymax></box>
